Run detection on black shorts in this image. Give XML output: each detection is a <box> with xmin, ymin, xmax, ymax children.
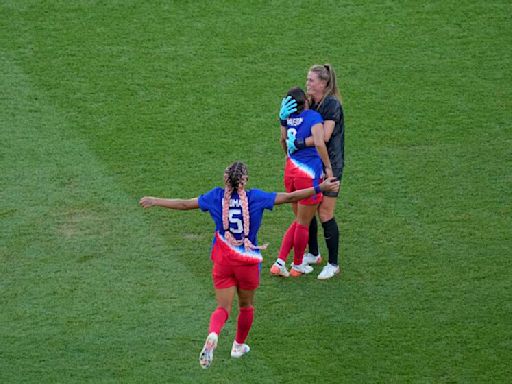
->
<box><xmin>323</xmin><ymin>167</ymin><xmax>343</xmax><ymax>198</ymax></box>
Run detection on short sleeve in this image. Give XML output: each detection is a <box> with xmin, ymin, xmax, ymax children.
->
<box><xmin>321</xmin><ymin>97</ymin><xmax>341</xmax><ymax>122</ymax></box>
<box><xmin>198</xmin><ymin>187</ymin><xmax>221</xmax><ymax>212</ymax></box>
<box><xmin>311</xmin><ymin>111</ymin><xmax>323</xmax><ymax>126</ymax></box>
<box><xmin>249</xmin><ymin>189</ymin><xmax>277</xmax><ymax>211</ymax></box>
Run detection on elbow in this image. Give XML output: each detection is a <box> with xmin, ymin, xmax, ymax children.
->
<box><xmin>313</xmin><ymin>135</ymin><xmax>325</xmax><ymax>148</ymax></box>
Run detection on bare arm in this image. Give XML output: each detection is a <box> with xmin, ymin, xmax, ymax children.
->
<box><xmin>139</xmin><ymin>196</ymin><xmax>200</xmax><ymax>210</ymax></box>
<box><xmin>303</xmin><ymin>120</ymin><xmax>335</xmax><ymax>146</ymax></box>
<box><xmin>311</xmin><ymin>123</ymin><xmax>333</xmax><ymax>178</ymax></box>
<box><xmin>322</xmin><ymin>120</ymin><xmax>335</xmax><ymax>142</ymax></box>
<box><xmin>280</xmin><ymin>125</ymin><xmax>288</xmax><ymax>154</ymax></box>
<box><xmin>274</xmin><ymin>177</ymin><xmax>339</xmax><ymax>205</ymax></box>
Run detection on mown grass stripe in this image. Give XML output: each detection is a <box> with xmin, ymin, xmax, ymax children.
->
<box><xmin>0</xmin><ymin>52</ymin><xmax>278</xmax><ymax>384</ymax></box>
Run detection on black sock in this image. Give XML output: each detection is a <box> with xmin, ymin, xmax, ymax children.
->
<box><xmin>308</xmin><ymin>216</ymin><xmax>319</xmax><ymax>256</ymax></box>
<box><xmin>322</xmin><ymin>218</ymin><xmax>339</xmax><ymax>265</ymax></box>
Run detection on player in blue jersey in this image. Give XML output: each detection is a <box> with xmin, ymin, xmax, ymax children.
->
<box><xmin>270</xmin><ymin>87</ymin><xmax>334</xmax><ymax>278</ymax></box>
<box><xmin>139</xmin><ymin>162</ymin><xmax>339</xmax><ymax>369</ymax></box>
<box><xmin>279</xmin><ymin>64</ymin><xmax>345</xmax><ymax>280</ymax></box>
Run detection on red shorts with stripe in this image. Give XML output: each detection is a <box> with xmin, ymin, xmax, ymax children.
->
<box><xmin>284</xmin><ymin>175</ymin><xmax>323</xmax><ymax>205</ymax></box>
<box><xmin>210</xmin><ymin>232</ymin><xmax>262</xmax><ymax>290</ymax></box>
<box><xmin>212</xmin><ymin>262</ymin><xmax>260</xmax><ymax>290</ymax></box>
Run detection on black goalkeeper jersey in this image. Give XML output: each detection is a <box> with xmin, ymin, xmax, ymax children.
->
<box><xmin>310</xmin><ymin>95</ymin><xmax>345</xmax><ymax>170</ymax></box>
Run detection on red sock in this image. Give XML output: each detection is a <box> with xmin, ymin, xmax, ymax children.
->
<box><xmin>235</xmin><ymin>306</ymin><xmax>254</xmax><ymax>344</ymax></box>
<box><xmin>208</xmin><ymin>307</ymin><xmax>229</xmax><ymax>335</ymax></box>
<box><xmin>278</xmin><ymin>221</ymin><xmax>297</xmax><ymax>262</ymax></box>
<box><xmin>293</xmin><ymin>223</ymin><xmax>309</xmax><ymax>265</ymax></box>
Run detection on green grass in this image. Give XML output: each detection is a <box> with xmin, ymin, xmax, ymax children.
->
<box><xmin>1</xmin><ymin>1</ymin><xmax>511</xmax><ymax>383</ymax></box>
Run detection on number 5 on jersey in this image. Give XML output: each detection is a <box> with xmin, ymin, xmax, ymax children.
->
<box><xmin>229</xmin><ymin>208</ymin><xmax>243</xmax><ymax>234</ymax></box>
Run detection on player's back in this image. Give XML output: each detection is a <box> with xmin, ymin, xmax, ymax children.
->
<box><xmin>284</xmin><ymin>110</ymin><xmax>323</xmax><ymax>179</ymax></box>
<box><xmin>199</xmin><ymin>187</ymin><xmax>276</xmax><ymax>246</ymax></box>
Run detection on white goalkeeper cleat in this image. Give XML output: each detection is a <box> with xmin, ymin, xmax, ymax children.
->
<box><xmin>317</xmin><ymin>263</ymin><xmax>340</xmax><ymax>280</ymax></box>
<box><xmin>303</xmin><ymin>253</ymin><xmax>323</xmax><ymax>265</ymax></box>
<box><xmin>199</xmin><ymin>332</ymin><xmax>218</xmax><ymax>369</ymax></box>
<box><xmin>231</xmin><ymin>341</ymin><xmax>250</xmax><ymax>358</ymax></box>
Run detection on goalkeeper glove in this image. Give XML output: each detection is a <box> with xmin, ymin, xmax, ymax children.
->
<box><xmin>279</xmin><ymin>96</ymin><xmax>297</xmax><ymax>120</ymax></box>
<box><xmin>286</xmin><ymin>135</ymin><xmax>297</xmax><ymax>154</ymax></box>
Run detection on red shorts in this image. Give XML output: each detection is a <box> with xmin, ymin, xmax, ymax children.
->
<box><xmin>284</xmin><ymin>175</ymin><xmax>323</xmax><ymax>205</ymax></box>
<box><xmin>212</xmin><ymin>262</ymin><xmax>260</xmax><ymax>290</ymax></box>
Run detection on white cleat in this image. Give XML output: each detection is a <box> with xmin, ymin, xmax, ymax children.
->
<box><xmin>199</xmin><ymin>332</ymin><xmax>218</xmax><ymax>369</ymax></box>
<box><xmin>290</xmin><ymin>263</ymin><xmax>314</xmax><ymax>277</ymax></box>
<box><xmin>303</xmin><ymin>253</ymin><xmax>323</xmax><ymax>265</ymax></box>
<box><xmin>270</xmin><ymin>262</ymin><xmax>290</xmax><ymax>277</ymax></box>
<box><xmin>317</xmin><ymin>263</ymin><xmax>340</xmax><ymax>280</ymax></box>
<box><xmin>231</xmin><ymin>341</ymin><xmax>251</xmax><ymax>358</ymax></box>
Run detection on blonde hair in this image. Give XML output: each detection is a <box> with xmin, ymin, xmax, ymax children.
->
<box><xmin>308</xmin><ymin>63</ymin><xmax>342</xmax><ymax>104</ymax></box>
<box><xmin>222</xmin><ymin>162</ymin><xmax>266</xmax><ymax>251</ymax></box>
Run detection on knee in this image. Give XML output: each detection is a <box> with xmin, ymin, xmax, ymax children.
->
<box><xmin>296</xmin><ymin>217</ymin><xmax>310</xmax><ymax>227</ymax></box>
<box><xmin>318</xmin><ymin>207</ymin><xmax>334</xmax><ymax>222</ymax></box>
<box><xmin>238</xmin><ymin>291</ymin><xmax>255</xmax><ymax>308</ymax></box>
<box><xmin>238</xmin><ymin>298</ymin><xmax>254</xmax><ymax>308</ymax></box>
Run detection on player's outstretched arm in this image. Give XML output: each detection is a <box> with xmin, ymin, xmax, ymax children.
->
<box><xmin>139</xmin><ymin>196</ymin><xmax>199</xmax><ymax>210</ymax></box>
<box><xmin>274</xmin><ymin>177</ymin><xmax>339</xmax><ymax>205</ymax></box>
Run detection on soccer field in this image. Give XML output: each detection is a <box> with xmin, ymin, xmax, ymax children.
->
<box><xmin>1</xmin><ymin>1</ymin><xmax>511</xmax><ymax>383</ymax></box>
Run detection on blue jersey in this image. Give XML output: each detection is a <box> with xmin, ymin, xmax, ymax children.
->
<box><xmin>285</xmin><ymin>109</ymin><xmax>324</xmax><ymax>179</ymax></box>
<box><xmin>198</xmin><ymin>187</ymin><xmax>277</xmax><ymax>256</ymax></box>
